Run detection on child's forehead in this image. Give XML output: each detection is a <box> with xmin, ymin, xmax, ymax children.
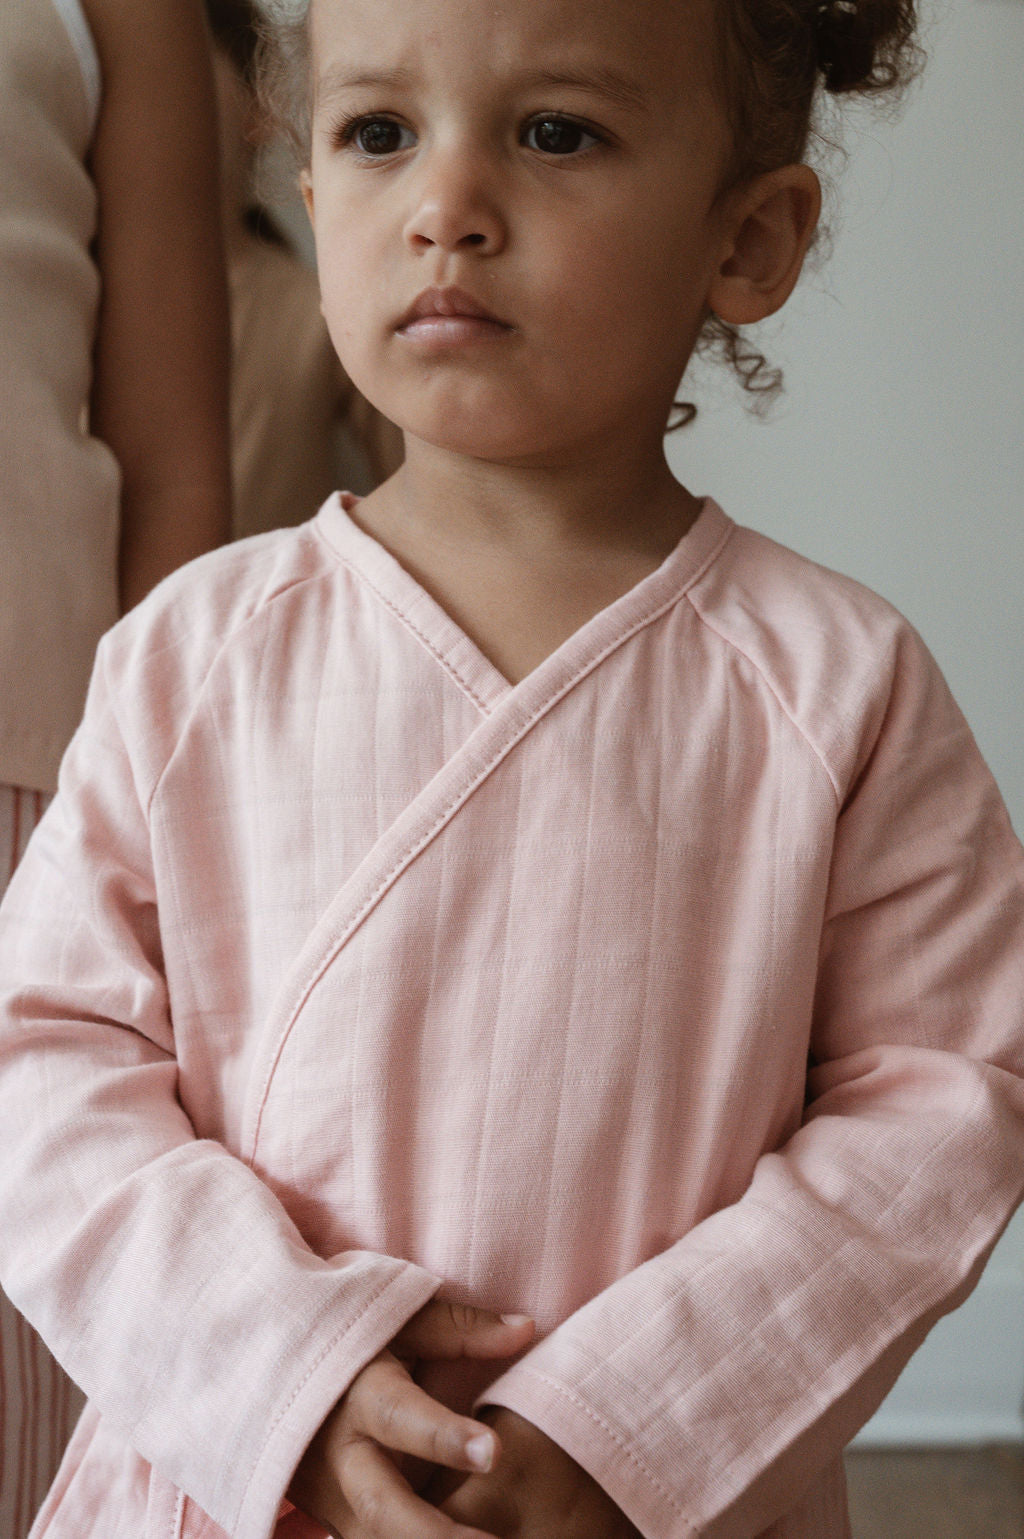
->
<box><xmin>308</xmin><ymin>0</ymin><xmax>717</xmax><ymax>95</ymax></box>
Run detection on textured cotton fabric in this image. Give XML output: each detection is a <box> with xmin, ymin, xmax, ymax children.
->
<box><xmin>0</xmin><ymin>0</ymin><xmax>120</xmax><ymax>793</ymax></box>
<box><xmin>1</xmin><ymin>496</ymin><xmax>1023</xmax><ymax>1539</ymax></box>
<box><xmin>0</xmin><ymin>787</ymin><xmax>85</xmax><ymax>1539</ymax></box>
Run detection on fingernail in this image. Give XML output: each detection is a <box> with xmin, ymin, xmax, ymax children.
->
<box><xmin>466</xmin><ymin>1432</ymin><xmax>495</xmax><ymax>1471</ymax></box>
<box><xmin>500</xmin><ymin>1313</ymin><xmax>532</xmax><ymax>1327</ymax></box>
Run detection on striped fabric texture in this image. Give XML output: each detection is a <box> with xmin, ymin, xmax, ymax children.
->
<box><xmin>1</xmin><ymin>498</ymin><xmax>1023</xmax><ymax>1539</ymax></box>
<box><xmin>0</xmin><ymin>787</ymin><xmax>84</xmax><ymax>1539</ymax></box>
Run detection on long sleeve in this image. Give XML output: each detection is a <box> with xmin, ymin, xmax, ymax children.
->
<box><xmin>4</xmin><ymin>499</ymin><xmax>1024</xmax><ymax>1539</ymax></box>
<box><xmin>481</xmin><ymin>625</ymin><xmax>1024</xmax><ymax>1538</ymax></box>
<box><xmin>0</xmin><ymin>634</ymin><xmax>440</xmax><ymax>1539</ymax></box>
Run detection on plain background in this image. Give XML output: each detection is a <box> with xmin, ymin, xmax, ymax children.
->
<box><xmin>665</xmin><ymin>0</ymin><xmax>1024</xmax><ymax>1443</ymax></box>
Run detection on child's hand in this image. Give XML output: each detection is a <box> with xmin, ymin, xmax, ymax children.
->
<box><xmin>435</xmin><ymin>1408</ymin><xmax>643</xmax><ymax>1539</ymax></box>
<box><xmin>288</xmin><ymin>1300</ymin><xmax>535</xmax><ymax>1539</ymax></box>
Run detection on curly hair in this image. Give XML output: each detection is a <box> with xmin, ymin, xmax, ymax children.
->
<box><xmin>255</xmin><ymin>0</ymin><xmax>923</xmax><ymax>423</ymax></box>
<box><xmin>255</xmin><ymin>1</ymin><xmax>313</xmax><ymax>156</ymax></box>
<box><xmin>688</xmin><ymin>0</ymin><xmax>922</xmax><ymax>418</ymax></box>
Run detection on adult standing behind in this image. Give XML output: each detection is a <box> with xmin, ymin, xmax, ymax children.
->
<box><xmin>208</xmin><ymin>0</ymin><xmax>402</xmax><ymax>538</ymax></box>
<box><xmin>0</xmin><ymin>0</ymin><xmax>232</xmax><ymax>1533</ymax></box>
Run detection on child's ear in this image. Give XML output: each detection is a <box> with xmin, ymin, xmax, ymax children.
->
<box><xmin>709</xmin><ymin>165</ymin><xmax>821</xmax><ymax>325</ymax></box>
<box><xmin>299</xmin><ymin>168</ymin><xmax>315</xmax><ymax>227</ymax></box>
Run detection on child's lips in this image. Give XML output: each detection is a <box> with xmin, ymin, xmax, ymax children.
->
<box><xmin>396</xmin><ymin>286</ymin><xmax>513</xmax><ymax>343</ymax></box>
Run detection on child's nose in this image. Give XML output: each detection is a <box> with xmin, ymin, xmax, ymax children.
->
<box><xmin>402</xmin><ymin>148</ymin><xmax>506</xmax><ymax>256</ymax></box>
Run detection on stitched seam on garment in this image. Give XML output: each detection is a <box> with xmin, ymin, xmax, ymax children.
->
<box><xmin>233</xmin><ymin>1274</ymin><xmax>404</xmax><ymax>1530</ymax></box>
<box><xmin>172</xmin><ymin>1486</ymin><xmax>186</xmax><ymax>1539</ymax></box>
<box><xmin>328</xmin><ymin>506</ymin><xmax>737</xmax><ymax>719</ymax></box>
<box><xmin>247</xmin><ymin>554</ymin><xmax>727</xmax><ymax>1160</ymax></box>
<box><xmin>95</xmin><ymin>643</ymin><xmax>156</xmax><ymax>832</ymax></box>
<box><xmin>685</xmin><ymin>599</ymin><xmax>843</xmax><ymax>807</ymax></box>
<box><xmin>660</xmin><ymin>1089</ymin><xmax>989</xmax><ymax>1503</ymax></box>
<box><xmin>746</xmin><ymin>1071</ymin><xmax>989</xmax><ymax>1261</ymax></box>
<box><xmin>677</xmin><ymin>507</ymin><xmax>737</xmax><ymax>594</ymax></box>
<box><xmin>507</xmin><ymin>1369</ymin><xmax>698</xmax><ymax>1534</ymax></box>
<box><xmin>144</xmin><ymin>565</ymin><xmax>337</xmax><ymax>819</ymax></box>
<box><xmin>503</xmin><ymin>1086</ymin><xmax>983</xmax><ymax>1534</ymax></box>
<box><xmin>337</xmin><ymin>555</ymin><xmax>496</xmax><ymax>714</ymax></box>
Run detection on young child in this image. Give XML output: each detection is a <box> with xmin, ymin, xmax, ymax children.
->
<box><xmin>0</xmin><ymin>0</ymin><xmax>231</xmax><ymax>1532</ymax></box>
<box><xmin>1</xmin><ymin>0</ymin><xmax>1023</xmax><ymax>1537</ymax></box>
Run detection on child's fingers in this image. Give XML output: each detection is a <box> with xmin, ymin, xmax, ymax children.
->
<box><xmin>439</xmin><ymin>1472</ymin><xmax>518</xmax><ymax>1538</ymax></box>
<box><xmin>393</xmin><ymin>1299</ymin><xmax>534</xmax><ymax>1362</ymax></box>
<box><xmin>348</xmin><ymin>1354</ymin><xmax>500</xmax><ymax>1474</ymax></box>
<box><xmin>338</xmin><ymin>1437</ymin><xmax>499</xmax><ymax>1539</ymax></box>
<box><xmin>290</xmin><ymin>1309</ymin><xmax>531</xmax><ymax>1538</ymax></box>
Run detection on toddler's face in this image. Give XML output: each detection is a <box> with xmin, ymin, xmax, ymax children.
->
<box><xmin>303</xmin><ymin>0</ymin><xmax>738</xmax><ymax>465</ymax></box>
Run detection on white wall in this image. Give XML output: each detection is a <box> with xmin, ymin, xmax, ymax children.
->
<box><xmin>666</xmin><ymin>0</ymin><xmax>1024</xmax><ymax>1444</ymax></box>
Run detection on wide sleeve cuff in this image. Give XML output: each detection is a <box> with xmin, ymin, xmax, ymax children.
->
<box><xmin>231</xmin><ymin>1260</ymin><xmax>441</xmax><ymax>1539</ymax></box>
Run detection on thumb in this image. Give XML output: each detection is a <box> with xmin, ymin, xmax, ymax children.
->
<box><xmin>394</xmin><ymin>1299</ymin><xmax>535</xmax><ymax>1362</ymax></box>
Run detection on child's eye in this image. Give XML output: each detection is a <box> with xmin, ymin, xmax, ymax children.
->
<box><xmin>522</xmin><ymin>116</ymin><xmax>601</xmax><ymax>156</ymax></box>
<box><xmin>336</xmin><ymin>115</ymin><xmax>415</xmax><ymax>157</ymax></box>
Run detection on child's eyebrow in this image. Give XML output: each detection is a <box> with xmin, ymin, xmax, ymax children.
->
<box><xmin>313</xmin><ymin>64</ymin><xmax>650</xmax><ymax>115</ymax></box>
<box><xmin>315</xmin><ymin>65</ymin><xmax>416</xmax><ymax>105</ymax></box>
<box><xmin>515</xmin><ymin>67</ymin><xmax>651</xmax><ymax>114</ymax></box>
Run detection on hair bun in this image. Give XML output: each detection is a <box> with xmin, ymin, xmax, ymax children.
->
<box><xmin>815</xmin><ymin>0</ymin><xmax>880</xmax><ymax>91</ymax></box>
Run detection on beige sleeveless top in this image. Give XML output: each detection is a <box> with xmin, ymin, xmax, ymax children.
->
<box><xmin>0</xmin><ymin>0</ymin><xmax>120</xmax><ymax>793</ymax></box>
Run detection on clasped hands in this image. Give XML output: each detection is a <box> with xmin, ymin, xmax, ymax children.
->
<box><xmin>288</xmin><ymin>1299</ymin><xmax>642</xmax><ymax>1539</ymax></box>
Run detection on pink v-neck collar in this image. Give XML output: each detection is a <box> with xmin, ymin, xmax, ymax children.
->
<box><xmin>315</xmin><ymin>491</ymin><xmax>733</xmax><ymax>715</ymax></box>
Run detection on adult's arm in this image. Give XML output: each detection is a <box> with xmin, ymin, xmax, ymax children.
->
<box><xmin>84</xmin><ymin>0</ymin><xmax>233</xmax><ymax>609</ymax></box>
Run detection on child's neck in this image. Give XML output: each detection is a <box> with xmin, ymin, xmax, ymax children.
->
<box><xmin>351</xmin><ymin>437</ymin><xmax>703</xmax><ymax>686</ymax></box>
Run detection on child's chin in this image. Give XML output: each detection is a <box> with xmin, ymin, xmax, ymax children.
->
<box><xmin>406</xmin><ymin>407</ymin><xmax>569</xmax><ymax>466</ymax></box>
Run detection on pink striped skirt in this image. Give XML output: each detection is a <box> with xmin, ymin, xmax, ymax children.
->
<box><xmin>0</xmin><ymin>785</ymin><xmax>85</xmax><ymax>1538</ymax></box>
